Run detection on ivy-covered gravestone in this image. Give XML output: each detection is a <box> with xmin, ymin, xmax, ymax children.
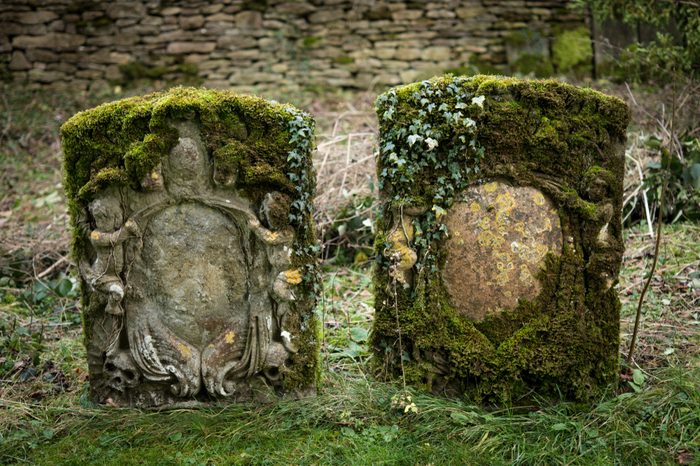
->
<box><xmin>372</xmin><ymin>75</ymin><xmax>630</xmax><ymax>402</ymax></box>
<box><xmin>62</xmin><ymin>88</ymin><xmax>319</xmax><ymax>406</ymax></box>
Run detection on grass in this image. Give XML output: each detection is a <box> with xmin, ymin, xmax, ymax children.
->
<box><xmin>1</xmin><ymin>82</ymin><xmax>699</xmax><ymax>465</ymax></box>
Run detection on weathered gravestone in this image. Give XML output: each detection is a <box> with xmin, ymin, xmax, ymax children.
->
<box><xmin>62</xmin><ymin>88</ymin><xmax>320</xmax><ymax>406</ymax></box>
<box><xmin>372</xmin><ymin>75</ymin><xmax>630</xmax><ymax>402</ymax></box>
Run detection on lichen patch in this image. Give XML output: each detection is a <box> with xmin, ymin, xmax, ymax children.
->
<box><xmin>443</xmin><ymin>181</ymin><xmax>563</xmax><ymax>321</ymax></box>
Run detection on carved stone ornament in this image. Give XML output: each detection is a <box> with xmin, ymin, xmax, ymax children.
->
<box><xmin>62</xmin><ymin>88</ymin><xmax>319</xmax><ymax>406</ymax></box>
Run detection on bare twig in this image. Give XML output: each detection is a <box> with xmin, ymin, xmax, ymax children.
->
<box><xmin>36</xmin><ymin>255</ymin><xmax>70</xmax><ymax>279</ymax></box>
<box><xmin>627</xmin><ymin>76</ymin><xmax>678</xmax><ymax>363</ymax></box>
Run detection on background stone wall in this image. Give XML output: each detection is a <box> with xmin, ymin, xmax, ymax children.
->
<box><xmin>1</xmin><ymin>0</ymin><xmax>585</xmax><ymax>91</ymax></box>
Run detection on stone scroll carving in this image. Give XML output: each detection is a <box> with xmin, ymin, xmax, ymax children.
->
<box><xmin>372</xmin><ymin>76</ymin><xmax>630</xmax><ymax>403</ymax></box>
<box><xmin>62</xmin><ymin>88</ymin><xmax>319</xmax><ymax>406</ymax></box>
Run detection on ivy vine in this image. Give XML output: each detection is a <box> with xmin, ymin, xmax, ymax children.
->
<box><xmin>283</xmin><ymin>107</ymin><xmax>321</xmax><ymax>295</ymax></box>
<box><xmin>375</xmin><ymin>76</ymin><xmax>486</xmax><ymax>270</ymax></box>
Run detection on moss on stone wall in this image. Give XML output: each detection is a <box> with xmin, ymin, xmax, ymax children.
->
<box><xmin>372</xmin><ymin>75</ymin><xmax>629</xmax><ymax>404</ymax></box>
<box><xmin>61</xmin><ymin>87</ymin><xmax>320</xmax><ymax>396</ymax></box>
<box><xmin>552</xmin><ymin>27</ymin><xmax>593</xmax><ymax>75</ymax></box>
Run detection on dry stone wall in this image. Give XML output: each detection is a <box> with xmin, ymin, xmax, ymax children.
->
<box><xmin>1</xmin><ymin>0</ymin><xmax>584</xmax><ymax>91</ymax></box>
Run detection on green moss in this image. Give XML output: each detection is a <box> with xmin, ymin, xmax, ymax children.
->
<box><xmin>552</xmin><ymin>27</ymin><xmax>593</xmax><ymax>75</ymax></box>
<box><xmin>118</xmin><ymin>61</ymin><xmax>201</xmax><ymax>86</ymax></box>
<box><xmin>301</xmin><ymin>36</ymin><xmax>322</xmax><ymax>49</ymax></box>
<box><xmin>333</xmin><ymin>56</ymin><xmax>355</xmax><ymax>65</ymax></box>
<box><xmin>242</xmin><ymin>0</ymin><xmax>267</xmax><ymax>12</ymax></box>
<box><xmin>62</xmin><ymin>86</ymin><xmax>320</xmax><ymax>395</ymax></box>
<box><xmin>505</xmin><ymin>29</ymin><xmax>540</xmax><ymax>47</ymax></box>
<box><xmin>372</xmin><ymin>75</ymin><xmax>629</xmax><ymax>404</ymax></box>
<box><xmin>511</xmin><ymin>53</ymin><xmax>554</xmax><ymax>78</ymax></box>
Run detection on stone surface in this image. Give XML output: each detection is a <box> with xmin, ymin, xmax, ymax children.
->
<box><xmin>62</xmin><ymin>88</ymin><xmax>319</xmax><ymax>407</ymax></box>
<box><xmin>15</xmin><ymin>11</ymin><xmax>58</xmax><ymax>24</ymax></box>
<box><xmin>166</xmin><ymin>41</ymin><xmax>216</xmax><ymax>54</ymax></box>
<box><xmin>443</xmin><ymin>181</ymin><xmax>562</xmax><ymax>321</ymax></box>
<box><xmin>12</xmin><ymin>33</ymin><xmax>85</xmax><ymax>50</ymax></box>
<box><xmin>8</xmin><ymin>50</ymin><xmax>30</xmax><ymax>70</ymax></box>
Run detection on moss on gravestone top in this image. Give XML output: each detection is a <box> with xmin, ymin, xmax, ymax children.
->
<box><xmin>62</xmin><ymin>86</ymin><xmax>317</xmax><ymax>256</ymax></box>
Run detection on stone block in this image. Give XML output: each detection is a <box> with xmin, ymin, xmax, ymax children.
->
<box><xmin>8</xmin><ymin>51</ymin><xmax>31</xmax><ymax>71</ymax></box>
<box><xmin>106</xmin><ymin>2</ymin><xmax>146</xmax><ymax>19</ymax></box>
<box><xmin>395</xmin><ymin>47</ymin><xmax>421</xmax><ymax>61</ymax></box>
<box><xmin>15</xmin><ymin>11</ymin><xmax>58</xmax><ymax>24</ymax></box>
<box><xmin>426</xmin><ymin>9</ymin><xmax>456</xmax><ymax>19</ymax></box>
<box><xmin>166</xmin><ymin>41</ymin><xmax>217</xmax><ymax>54</ymax></box>
<box><xmin>456</xmin><ymin>6</ymin><xmax>485</xmax><ymax>19</ymax></box>
<box><xmin>277</xmin><ymin>2</ymin><xmax>315</xmax><ymax>15</ymax></box>
<box><xmin>61</xmin><ymin>88</ymin><xmax>320</xmax><ymax>407</ymax></box>
<box><xmin>308</xmin><ymin>10</ymin><xmax>337</xmax><ymax>23</ymax></box>
<box><xmin>234</xmin><ymin>11</ymin><xmax>263</xmax><ymax>28</ymax></box>
<box><xmin>161</xmin><ymin>7</ymin><xmax>181</xmax><ymax>15</ymax></box>
<box><xmin>0</xmin><ymin>22</ymin><xmax>25</xmax><ymax>35</ymax></box>
<box><xmin>13</xmin><ymin>33</ymin><xmax>86</xmax><ymax>50</ymax></box>
<box><xmin>28</xmin><ymin>68</ymin><xmax>65</xmax><ymax>82</ymax></box>
<box><xmin>179</xmin><ymin>15</ymin><xmax>205</xmax><ymax>30</ymax></box>
<box><xmin>392</xmin><ymin>9</ymin><xmax>423</xmax><ymax>21</ymax></box>
<box><xmin>423</xmin><ymin>46</ymin><xmax>452</xmax><ymax>61</ymax></box>
<box><xmin>372</xmin><ymin>75</ymin><xmax>629</xmax><ymax>403</ymax></box>
<box><xmin>48</xmin><ymin>19</ymin><xmax>65</xmax><ymax>32</ymax></box>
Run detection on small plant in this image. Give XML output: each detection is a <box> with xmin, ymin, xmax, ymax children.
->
<box><xmin>643</xmin><ymin>135</ymin><xmax>700</xmax><ymax>223</ymax></box>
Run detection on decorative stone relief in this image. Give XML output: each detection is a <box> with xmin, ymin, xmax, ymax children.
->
<box><xmin>62</xmin><ymin>88</ymin><xmax>319</xmax><ymax>406</ymax></box>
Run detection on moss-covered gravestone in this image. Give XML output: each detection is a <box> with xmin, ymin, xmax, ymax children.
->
<box><xmin>62</xmin><ymin>88</ymin><xmax>319</xmax><ymax>406</ymax></box>
<box><xmin>372</xmin><ymin>75</ymin><xmax>630</xmax><ymax>402</ymax></box>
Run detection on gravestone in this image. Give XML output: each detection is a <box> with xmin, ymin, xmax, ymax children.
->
<box><xmin>62</xmin><ymin>88</ymin><xmax>319</xmax><ymax>406</ymax></box>
<box><xmin>372</xmin><ymin>75</ymin><xmax>629</xmax><ymax>402</ymax></box>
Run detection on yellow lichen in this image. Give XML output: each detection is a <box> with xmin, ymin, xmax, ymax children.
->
<box><xmin>484</xmin><ymin>181</ymin><xmax>498</xmax><ymax>193</ymax></box>
<box><xmin>177</xmin><ymin>342</ymin><xmax>193</xmax><ymax>359</ymax></box>
<box><xmin>532</xmin><ymin>192</ymin><xmax>545</xmax><ymax>205</ymax></box>
<box><xmin>283</xmin><ymin>269</ymin><xmax>303</xmax><ymax>285</ymax></box>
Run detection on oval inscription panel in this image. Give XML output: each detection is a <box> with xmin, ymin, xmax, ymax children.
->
<box><xmin>132</xmin><ymin>203</ymin><xmax>249</xmax><ymax>349</ymax></box>
<box><xmin>443</xmin><ymin>181</ymin><xmax>563</xmax><ymax>321</ymax></box>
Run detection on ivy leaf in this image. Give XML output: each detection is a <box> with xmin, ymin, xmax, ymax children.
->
<box><xmin>632</xmin><ymin>369</ymin><xmax>646</xmax><ymax>386</ymax></box>
<box><xmin>472</xmin><ymin>95</ymin><xmax>485</xmax><ymax>108</ymax></box>
<box><xmin>425</xmin><ymin>137</ymin><xmax>439</xmax><ymax>151</ymax></box>
<box><xmin>407</xmin><ymin>134</ymin><xmax>423</xmax><ymax>146</ymax></box>
<box><xmin>432</xmin><ymin>205</ymin><xmax>447</xmax><ymax>219</ymax></box>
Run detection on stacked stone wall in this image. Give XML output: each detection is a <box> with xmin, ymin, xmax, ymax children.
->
<box><xmin>1</xmin><ymin>0</ymin><xmax>584</xmax><ymax>90</ymax></box>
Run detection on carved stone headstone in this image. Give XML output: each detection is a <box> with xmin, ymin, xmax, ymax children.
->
<box><xmin>62</xmin><ymin>88</ymin><xmax>319</xmax><ymax>406</ymax></box>
<box><xmin>372</xmin><ymin>76</ymin><xmax>629</xmax><ymax>402</ymax></box>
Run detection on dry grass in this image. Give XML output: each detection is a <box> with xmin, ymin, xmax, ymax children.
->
<box><xmin>313</xmin><ymin>96</ymin><xmax>377</xmax><ymax>228</ymax></box>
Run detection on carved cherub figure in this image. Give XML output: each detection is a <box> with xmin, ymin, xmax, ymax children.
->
<box><xmin>79</xmin><ymin>192</ymin><xmax>141</xmax><ymax>316</ymax></box>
